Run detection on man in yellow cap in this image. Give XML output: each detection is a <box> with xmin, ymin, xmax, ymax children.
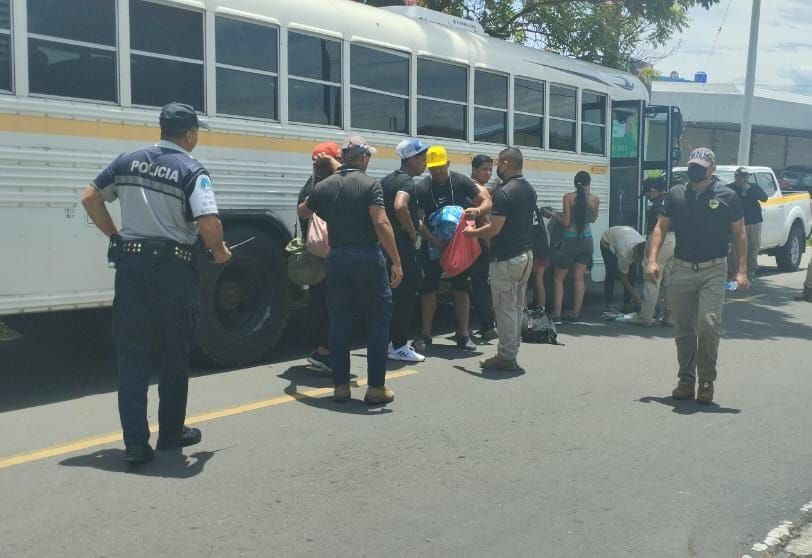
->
<box><xmin>414</xmin><ymin>145</ymin><xmax>492</xmax><ymax>352</ymax></box>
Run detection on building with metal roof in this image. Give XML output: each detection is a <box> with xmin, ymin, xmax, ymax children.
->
<box><xmin>651</xmin><ymin>80</ymin><xmax>812</xmax><ymax>170</ymax></box>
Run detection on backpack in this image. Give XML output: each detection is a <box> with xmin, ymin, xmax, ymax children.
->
<box><xmin>521</xmin><ymin>307</ymin><xmax>560</xmax><ymax>345</ymax></box>
<box><xmin>286</xmin><ymin>223</ymin><xmax>326</xmax><ymax>286</ymax></box>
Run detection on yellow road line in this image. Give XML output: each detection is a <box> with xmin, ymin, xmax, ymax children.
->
<box><xmin>0</xmin><ymin>369</ymin><xmax>418</xmax><ymax>470</ymax></box>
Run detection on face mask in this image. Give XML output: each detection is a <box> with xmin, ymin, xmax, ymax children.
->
<box><xmin>687</xmin><ymin>163</ymin><xmax>707</xmax><ymax>183</ymax></box>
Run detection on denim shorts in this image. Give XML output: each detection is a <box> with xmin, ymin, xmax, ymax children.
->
<box><xmin>552</xmin><ymin>235</ymin><xmax>593</xmax><ymax>268</ymax></box>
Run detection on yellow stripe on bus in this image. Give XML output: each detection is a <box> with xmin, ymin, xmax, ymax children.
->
<box><xmin>0</xmin><ymin>113</ymin><xmax>606</xmax><ymax>175</ymax></box>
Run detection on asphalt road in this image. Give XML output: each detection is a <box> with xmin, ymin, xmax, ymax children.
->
<box><xmin>1</xmin><ymin>256</ymin><xmax>811</xmax><ymax>558</ymax></box>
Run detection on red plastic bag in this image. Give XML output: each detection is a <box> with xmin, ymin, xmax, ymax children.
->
<box><xmin>440</xmin><ymin>218</ymin><xmax>481</xmax><ymax>277</ymax></box>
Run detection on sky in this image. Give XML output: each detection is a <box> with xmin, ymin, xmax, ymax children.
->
<box><xmin>654</xmin><ymin>0</ymin><xmax>812</xmax><ymax>95</ymax></box>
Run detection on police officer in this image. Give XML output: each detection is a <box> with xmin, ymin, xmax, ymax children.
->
<box><xmin>645</xmin><ymin>148</ymin><xmax>748</xmax><ymax>404</ymax></box>
<box><xmin>81</xmin><ymin>102</ymin><xmax>231</xmax><ymax>464</ymax></box>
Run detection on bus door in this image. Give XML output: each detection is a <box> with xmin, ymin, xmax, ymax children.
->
<box><xmin>642</xmin><ymin>105</ymin><xmax>683</xmax><ymax>230</ymax></box>
<box><xmin>609</xmin><ymin>100</ymin><xmax>644</xmax><ymax>228</ymax></box>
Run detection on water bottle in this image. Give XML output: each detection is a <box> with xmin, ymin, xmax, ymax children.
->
<box><xmin>725</xmin><ymin>281</ymin><xmax>738</xmax><ymax>291</ymax></box>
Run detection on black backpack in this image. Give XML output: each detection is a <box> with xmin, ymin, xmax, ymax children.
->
<box><xmin>522</xmin><ymin>307</ymin><xmax>560</xmax><ymax>345</ymax></box>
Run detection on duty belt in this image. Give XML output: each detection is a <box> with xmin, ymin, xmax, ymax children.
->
<box><xmin>121</xmin><ymin>239</ymin><xmax>194</xmax><ymax>264</ymax></box>
<box><xmin>674</xmin><ymin>257</ymin><xmax>726</xmax><ymax>271</ymax></box>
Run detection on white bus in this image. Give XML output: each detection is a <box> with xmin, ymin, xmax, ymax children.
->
<box><xmin>0</xmin><ymin>0</ymin><xmax>680</xmax><ymax>365</ymax></box>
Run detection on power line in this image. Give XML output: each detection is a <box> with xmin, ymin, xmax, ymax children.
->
<box><xmin>705</xmin><ymin>0</ymin><xmax>735</xmax><ymax>70</ymax></box>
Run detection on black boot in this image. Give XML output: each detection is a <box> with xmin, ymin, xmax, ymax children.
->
<box><xmin>124</xmin><ymin>444</ymin><xmax>155</xmax><ymax>465</ymax></box>
<box><xmin>156</xmin><ymin>426</ymin><xmax>202</xmax><ymax>450</ymax></box>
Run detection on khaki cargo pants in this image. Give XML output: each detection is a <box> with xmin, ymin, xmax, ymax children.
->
<box><xmin>728</xmin><ymin>222</ymin><xmax>761</xmax><ymax>279</ymax></box>
<box><xmin>489</xmin><ymin>251</ymin><xmax>533</xmax><ymax>361</ymax></box>
<box><xmin>668</xmin><ymin>258</ymin><xmax>727</xmax><ymax>385</ymax></box>
<box><xmin>640</xmin><ymin>232</ymin><xmax>675</xmax><ymax>321</ymax></box>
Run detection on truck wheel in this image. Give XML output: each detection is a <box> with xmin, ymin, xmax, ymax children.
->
<box><xmin>195</xmin><ymin>225</ymin><xmax>290</xmax><ymax>367</ymax></box>
<box><xmin>776</xmin><ymin>222</ymin><xmax>805</xmax><ymax>272</ymax></box>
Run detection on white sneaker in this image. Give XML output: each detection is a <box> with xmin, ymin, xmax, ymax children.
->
<box><xmin>387</xmin><ymin>342</ymin><xmax>426</xmax><ymax>363</ymax></box>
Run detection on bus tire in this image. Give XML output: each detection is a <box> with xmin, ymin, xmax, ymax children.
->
<box><xmin>195</xmin><ymin>225</ymin><xmax>290</xmax><ymax>367</ymax></box>
<box><xmin>776</xmin><ymin>221</ymin><xmax>805</xmax><ymax>272</ymax></box>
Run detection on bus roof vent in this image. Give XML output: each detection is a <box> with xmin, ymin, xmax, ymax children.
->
<box><xmin>382</xmin><ymin>5</ymin><xmax>486</xmax><ymax>36</ymax></box>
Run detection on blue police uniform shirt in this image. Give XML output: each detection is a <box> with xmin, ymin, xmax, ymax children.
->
<box><xmin>92</xmin><ymin>140</ymin><xmax>219</xmax><ymax>245</ymax></box>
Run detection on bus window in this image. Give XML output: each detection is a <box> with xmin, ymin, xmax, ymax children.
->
<box><xmin>27</xmin><ymin>0</ymin><xmax>116</xmax><ymax>102</ymax></box>
<box><xmin>130</xmin><ymin>0</ymin><xmax>203</xmax><ymax>110</ymax></box>
<box><xmin>0</xmin><ymin>0</ymin><xmax>9</xmax><ymax>92</ymax></box>
<box><xmin>350</xmin><ymin>44</ymin><xmax>408</xmax><ymax>134</ymax></box>
<box><xmin>581</xmin><ymin>91</ymin><xmax>607</xmax><ymax>155</ymax></box>
<box><xmin>288</xmin><ymin>32</ymin><xmax>341</xmax><ymax>127</ymax></box>
<box><xmin>215</xmin><ymin>17</ymin><xmax>278</xmax><ymax>120</ymax></box>
<box><xmin>417</xmin><ymin>58</ymin><xmax>467</xmax><ymax>140</ymax></box>
<box><xmin>474</xmin><ymin>70</ymin><xmax>507</xmax><ymax>144</ymax></box>
<box><xmin>514</xmin><ymin>77</ymin><xmax>545</xmax><ymax>149</ymax></box>
<box><xmin>549</xmin><ymin>84</ymin><xmax>576</xmax><ymax>152</ymax></box>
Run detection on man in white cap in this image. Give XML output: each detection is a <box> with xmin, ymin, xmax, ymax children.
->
<box><xmin>298</xmin><ymin>135</ymin><xmax>402</xmax><ymax>405</ymax></box>
<box><xmin>646</xmin><ymin>147</ymin><xmax>748</xmax><ymax>404</ymax></box>
<box><xmin>382</xmin><ymin>138</ymin><xmax>429</xmax><ymax>363</ymax></box>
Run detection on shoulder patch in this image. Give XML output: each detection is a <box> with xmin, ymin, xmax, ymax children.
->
<box><xmin>709</xmin><ymin>198</ymin><xmax>720</xmax><ymax>210</ymax></box>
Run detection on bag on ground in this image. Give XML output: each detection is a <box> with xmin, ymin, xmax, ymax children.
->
<box><xmin>522</xmin><ymin>307</ymin><xmax>560</xmax><ymax>344</ymax></box>
<box><xmin>306</xmin><ymin>213</ymin><xmax>330</xmax><ymax>258</ymax></box>
<box><xmin>440</xmin><ymin>217</ymin><xmax>481</xmax><ymax>277</ymax></box>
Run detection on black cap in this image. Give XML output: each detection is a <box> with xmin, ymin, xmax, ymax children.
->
<box><xmin>159</xmin><ymin>102</ymin><xmax>209</xmax><ymax>133</ymax></box>
<box><xmin>734</xmin><ymin>166</ymin><xmax>748</xmax><ymax>177</ymax></box>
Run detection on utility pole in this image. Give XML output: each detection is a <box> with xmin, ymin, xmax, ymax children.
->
<box><xmin>738</xmin><ymin>0</ymin><xmax>761</xmax><ymax>165</ymax></box>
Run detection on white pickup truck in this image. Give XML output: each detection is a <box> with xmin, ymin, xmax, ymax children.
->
<box><xmin>673</xmin><ymin>165</ymin><xmax>812</xmax><ymax>271</ymax></box>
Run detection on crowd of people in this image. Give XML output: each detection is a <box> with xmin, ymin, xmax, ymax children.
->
<box><xmin>81</xmin><ymin>102</ymin><xmax>810</xmax><ymax>464</ymax></box>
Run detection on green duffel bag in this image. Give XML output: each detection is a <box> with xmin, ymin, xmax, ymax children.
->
<box><xmin>285</xmin><ymin>236</ymin><xmax>326</xmax><ymax>286</ymax></box>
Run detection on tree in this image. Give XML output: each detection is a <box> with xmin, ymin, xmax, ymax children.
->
<box><xmin>360</xmin><ymin>0</ymin><xmax>720</xmax><ymax>72</ymax></box>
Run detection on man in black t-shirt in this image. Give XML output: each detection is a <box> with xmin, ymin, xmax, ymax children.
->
<box><xmin>646</xmin><ymin>148</ymin><xmax>748</xmax><ymax>404</ymax></box>
<box><xmin>464</xmin><ymin>148</ymin><xmax>536</xmax><ymax>370</ymax></box>
<box><xmin>727</xmin><ymin>167</ymin><xmax>768</xmax><ymax>281</ymax></box>
<box><xmin>298</xmin><ymin>136</ymin><xmax>402</xmax><ymax>405</ymax></box>
<box><xmin>382</xmin><ymin>138</ymin><xmax>429</xmax><ymax>363</ymax></box>
<box><xmin>297</xmin><ymin>142</ymin><xmax>341</xmax><ymax>373</ymax></box>
<box><xmin>414</xmin><ymin>145</ymin><xmax>492</xmax><ymax>352</ymax></box>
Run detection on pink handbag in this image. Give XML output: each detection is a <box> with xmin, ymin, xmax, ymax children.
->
<box><xmin>306</xmin><ymin>214</ymin><xmax>330</xmax><ymax>258</ymax></box>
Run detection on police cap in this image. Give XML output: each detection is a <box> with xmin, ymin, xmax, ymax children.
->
<box><xmin>159</xmin><ymin>102</ymin><xmax>210</xmax><ymax>134</ymax></box>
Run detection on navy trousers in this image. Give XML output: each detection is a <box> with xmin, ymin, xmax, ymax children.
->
<box><xmin>326</xmin><ymin>245</ymin><xmax>393</xmax><ymax>388</ymax></box>
<box><xmin>112</xmin><ymin>252</ymin><xmax>197</xmax><ymax>448</ymax></box>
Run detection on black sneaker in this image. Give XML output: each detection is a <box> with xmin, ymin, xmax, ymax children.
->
<box><xmin>456</xmin><ymin>335</ymin><xmax>476</xmax><ymax>350</ymax></box>
<box><xmin>156</xmin><ymin>426</ymin><xmax>202</xmax><ymax>451</ymax></box>
<box><xmin>124</xmin><ymin>443</ymin><xmax>154</xmax><ymax>465</ymax></box>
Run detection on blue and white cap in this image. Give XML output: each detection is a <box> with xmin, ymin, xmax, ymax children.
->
<box><xmin>395</xmin><ymin>138</ymin><xmax>429</xmax><ymax>160</ymax></box>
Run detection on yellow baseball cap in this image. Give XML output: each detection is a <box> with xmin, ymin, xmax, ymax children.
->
<box><xmin>426</xmin><ymin>145</ymin><xmax>449</xmax><ymax>168</ymax></box>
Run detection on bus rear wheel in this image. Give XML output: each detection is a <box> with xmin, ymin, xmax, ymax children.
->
<box><xmin>195</xmin><ymin>225</ymin><xmax>290</xmax><ymax>367</ymax></box>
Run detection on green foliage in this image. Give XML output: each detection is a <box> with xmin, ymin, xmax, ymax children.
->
<box><xmin>359</xmin><ymin>0</ymin><xmax>720</xmax><ymax>71</ymax></box>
